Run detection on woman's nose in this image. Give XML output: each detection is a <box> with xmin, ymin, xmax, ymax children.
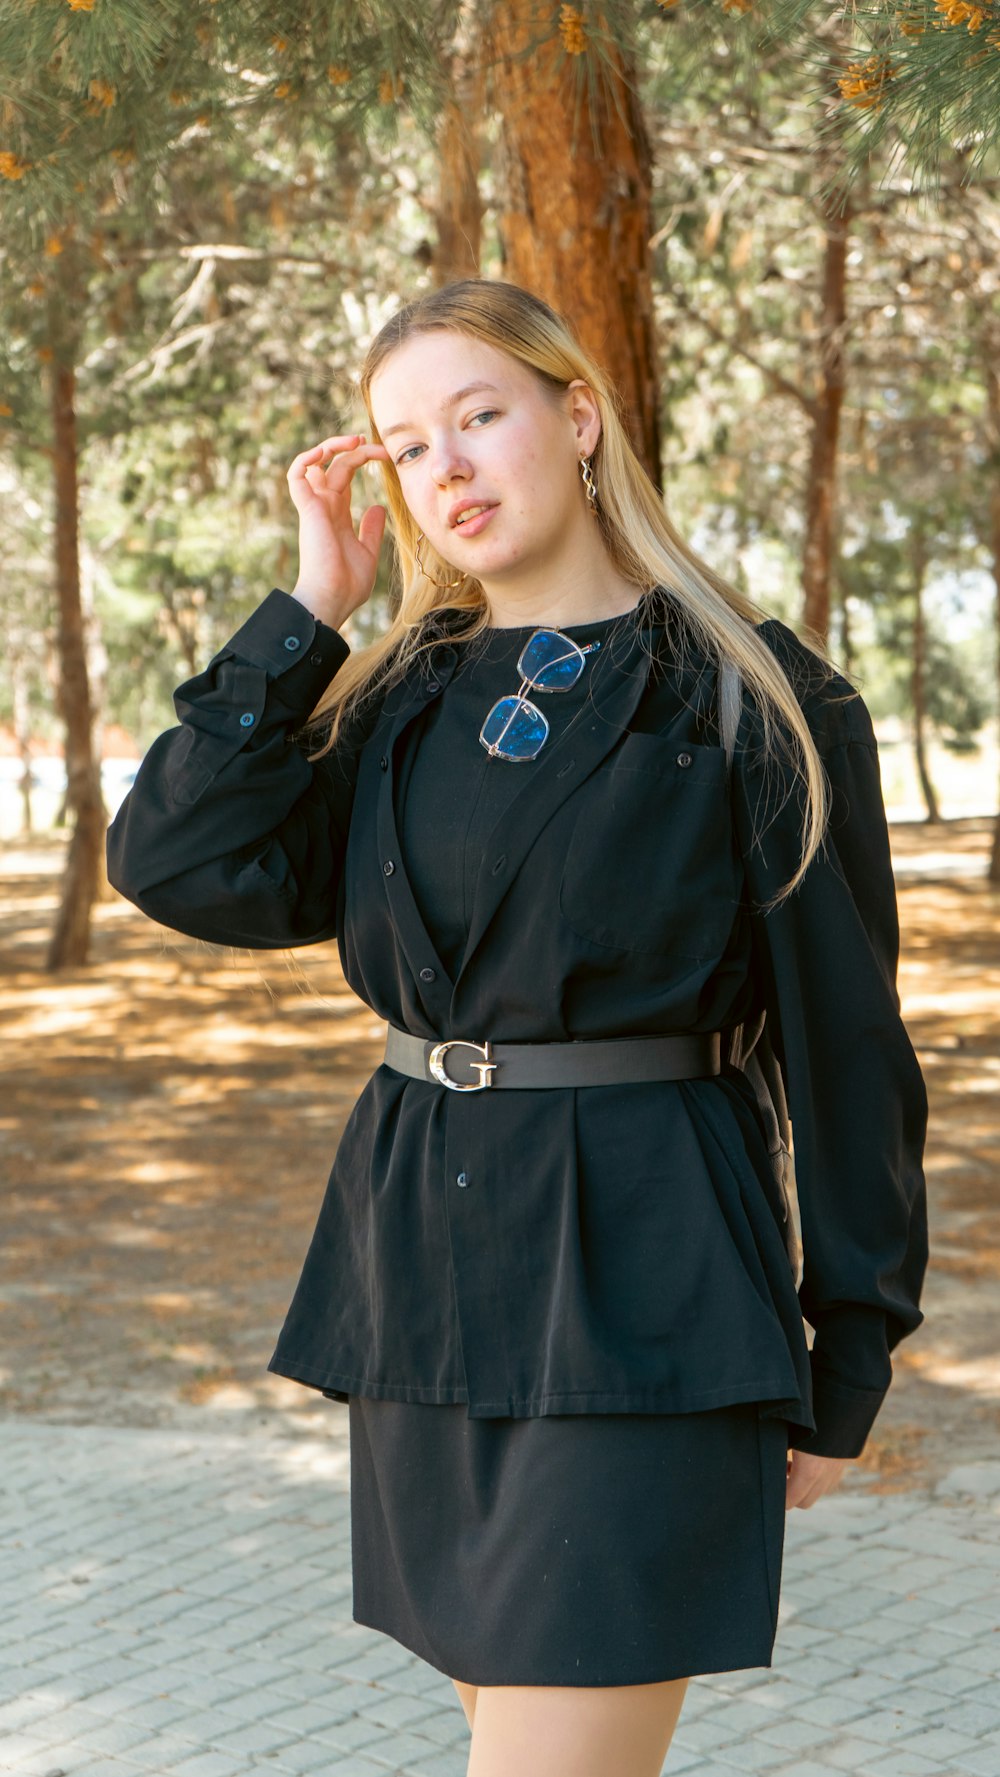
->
<box><xmin>429</xmin><ymin>443</ymin><xmax>472</xmax><ymax>484</ymax></box>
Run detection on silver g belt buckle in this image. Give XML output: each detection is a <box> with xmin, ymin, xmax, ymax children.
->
<box><xmin>427</xmin><ymin>1038</ymin><xmax>497</xmax><ymax>1091</ymax></box>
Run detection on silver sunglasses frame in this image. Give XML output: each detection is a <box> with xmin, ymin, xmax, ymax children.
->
<box><xmin>479</xmin><ymin>628</ymin><xmax>602</xmax><ymax>762</ymax></box>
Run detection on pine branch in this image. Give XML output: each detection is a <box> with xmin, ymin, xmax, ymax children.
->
<box><xmin>668</xmin><ymin>287</ymin><xmax>814</xmax><ymax>412</ymax></box>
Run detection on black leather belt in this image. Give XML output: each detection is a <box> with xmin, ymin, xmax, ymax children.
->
<box><xmin>383</xmin><ymin>1023</ymin><xmax>722</xmax><ymax>1091</ymax></box>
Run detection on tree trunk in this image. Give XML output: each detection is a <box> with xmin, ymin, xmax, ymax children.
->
<box><xmin>801</xmin><ymin>189</ymin><xmax>850</xmax><ymax>648</ymax></box>
<box><xmin>985</xmin><ymin>362</ymin><xmax>1000</xmax><ymax>884</ymax></box>
<box><xmin>838</xmin><ymin>572</ymin><xmax>852</xmax><ymax>677</ymax></box>
<box><xmin>10</xmin><ymin>648</ymin><xmax>33</xmax><ymax>834</ymax></box>
<box><xmin>911</xmin><ymin>538</ymin><xmax>940</xmax><ymax>825</ymax></box>
<box><xmin>434</xmin><ymin>65</ymin><xmax>484</xmax><ymax>284</ymax></box>
<box><xmin>46</xmin><ymin>351</ymin><xmax>108</xmax><ymax>971</ymax></box>
<box><xmin>488</xmin><ymin>2</ymin><xmax>661</xmax><ymax>488</ymax></box>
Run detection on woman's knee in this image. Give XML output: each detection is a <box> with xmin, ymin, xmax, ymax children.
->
<box><xmin>465</xmin><ymin>1676</ymin><xmax>690</xmax><ymax>1777</ymax></box>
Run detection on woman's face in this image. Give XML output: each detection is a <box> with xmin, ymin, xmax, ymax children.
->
<box><xmin>367</xmin><ymin>330</ymin><xmax>600</xmax><ymax>587</ymax></box>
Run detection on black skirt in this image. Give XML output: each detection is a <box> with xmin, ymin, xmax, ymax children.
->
<box><xmin>348</xmin><ymin>1395</ymin><xmax>790</xmax><ymax>1688</ymax></box>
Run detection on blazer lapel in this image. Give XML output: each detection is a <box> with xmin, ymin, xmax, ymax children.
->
<box><xmin>451</xmin><ymin>621</ymin><xmax>655</xmax><ymax>995</ymax></box>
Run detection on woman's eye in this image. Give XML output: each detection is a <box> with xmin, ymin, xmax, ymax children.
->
<box><xmin>395</xmin><ymin>409</ymin><xmax>500</xmax><ymax>466</ymax></box>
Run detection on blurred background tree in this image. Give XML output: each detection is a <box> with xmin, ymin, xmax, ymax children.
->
<box><xmin>1</xmin><ymin>0</ymin><xmax>998</xmax><ymax>965</ymax></box>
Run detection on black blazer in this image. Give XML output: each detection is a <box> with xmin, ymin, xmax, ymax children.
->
<box><xmin>105</xmin><ymin>587</ymin><xmax>929</xmax><ymax>1459</ymax></box>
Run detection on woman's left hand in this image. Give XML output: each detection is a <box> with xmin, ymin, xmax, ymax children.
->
<box><xmin>786</xmin><ymin>1448</ymin><xmax>851</xmax><ymax>1509</ymax></box>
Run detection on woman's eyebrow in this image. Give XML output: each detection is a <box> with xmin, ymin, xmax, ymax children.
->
<box><xmin>380</xmin><ymin>382</ymin><xmax>503</xmax><ymax>441</ymax></box>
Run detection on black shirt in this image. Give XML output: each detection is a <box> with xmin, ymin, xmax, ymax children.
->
<box><xmin>399</xmin><ymin>612</ymin><xmax>628</xmax><ymax>979</ymax></box>
<box><xmin>105</xmin><ymin>586</ymin><xmax>929</xmax><ymax>1459</ymax></box>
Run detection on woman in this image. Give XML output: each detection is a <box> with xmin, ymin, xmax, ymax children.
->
<box><xmin>107</xmin><ymin>278</ymin><xmax>929</xmax><ymax>1777</ymax></box>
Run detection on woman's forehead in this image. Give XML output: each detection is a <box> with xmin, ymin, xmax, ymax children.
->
<box><xmin>369</xmin><ymin>334</ymin><xmax>526</xmax><ymax>421</ymax></box>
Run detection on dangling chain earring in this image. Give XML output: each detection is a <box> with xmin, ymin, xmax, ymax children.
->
<box><xmin>579</xmin><ymin>452</ymin><xmax>599</xmax><ymax>514</ymax></box>
<box><xmin>414</xmin><ymin>531</ymin><xmax>465</xmax><ymax>589</ymax></box>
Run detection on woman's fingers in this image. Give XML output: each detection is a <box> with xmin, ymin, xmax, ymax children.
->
<box><xmin>786</xmin><ymin>1449</ymin><xmax>849</xmax><ymax>1509</ymax></box>
<box><xmin>287</xmin><ymin>436</ymin><xmax>391</xmax><ymax>483</ymax></box>
<box><xmin>357</xmin><ymin>503</ymin><xmax>388</xmax><ymax>556</ymax></box>
<box><xmin>287</xmin><ymin>435</ymin><xmax>358</xmax><ymax>478</ymax></box>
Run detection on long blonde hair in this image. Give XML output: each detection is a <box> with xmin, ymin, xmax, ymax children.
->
<box><xmin>303</xmin><ymin>277</ymin><xmax>856</xmax><ymax>909</ymax></box>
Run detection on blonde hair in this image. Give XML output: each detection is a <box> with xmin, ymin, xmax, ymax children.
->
<box><xmin>302</xmin><ymin>278</ymin><xmax>857</xmax><ymax>909</ymax></box>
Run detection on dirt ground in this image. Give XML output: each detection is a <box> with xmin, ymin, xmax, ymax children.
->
<box><xmin>2</xmin><ymin>820</ymin><xmax>998</xmax><ymax>1495</ymax></box>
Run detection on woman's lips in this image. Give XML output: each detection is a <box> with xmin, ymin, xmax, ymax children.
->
<box><xmin>452</xmin><ymin>504</ymin><xmax>498</xmax><ymax>537</ymax></box>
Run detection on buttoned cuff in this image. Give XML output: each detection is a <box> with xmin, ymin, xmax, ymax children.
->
<box><xmin>168</xmin><ymin>589</ymin><xmax>352</xmax><ymax>807</ymax></box>
<box><xmin>212</xmin><ymin>587</ymin><xmax>351</xmax><ymax>691</ymax></box>
<box><xmin>787</xmin><ymin>1359</ymin><xmax>887</xmax><ymax>1459</ymax></box>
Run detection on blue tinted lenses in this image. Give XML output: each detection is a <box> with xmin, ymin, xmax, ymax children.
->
<box><xmin>518</xmin><ymin>629</ymin><xmax>586</xmax><ymax>689</ymax></box>
<box><xmin>480</xmin><ymin>628</ymin><xmax>600</xmax><ymax>761</ymax></box>
<box><xmin>480</xmin><ymin>696</ymin><xmax>549</xmax><ymax>761</ymax></box>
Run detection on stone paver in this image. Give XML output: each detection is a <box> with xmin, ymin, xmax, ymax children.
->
<box><xmin>1</xmin><ymin>1419</ymin><xmax>1000</xmax><ymax>1776</ymax></box>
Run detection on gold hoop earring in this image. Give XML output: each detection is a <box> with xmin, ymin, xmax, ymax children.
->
<box><xmin>414</xmin><ymin>531</ymin><xmax>465</xmax><ymax>589</ymax></box>
<box><xmin>579</xmin><ymin>453</ymin><xmax>599</xmax><ymax>514</ymax></box>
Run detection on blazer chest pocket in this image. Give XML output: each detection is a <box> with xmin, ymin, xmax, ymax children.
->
<box><xmin>557</xmin><ymin>735</ymin><xmax>741</xmax><ymax>961</ymax></box>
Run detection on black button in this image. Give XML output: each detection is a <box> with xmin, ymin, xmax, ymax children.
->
<box><xmin>383</xmin><ymin>860</ymin><xmax>395</xmax><ymax>875</ymax></box>
<box><xmin>419</xmin><ymin>967</ymin><xmax>436</xmax><ymax>982</ymax></box>
<box><xmin>676</xmin><ymin>751</ymin><xmax>692</xmax><ymax>768</ymax></box>
<box><xmin>309</xmin><ymin>652</ymin><xmax>323</xmax><ymax>666</ymax></box>
<box><xmin>426</xmin><ymin>681</ymin><xmax>440</xmax><ymax>695</ymax></box>
<box><xmin>379</xmin><ymin>756</ymin><xmax>388</xmax><ymax>771</ymax></box>
<box><xmin>456</xmin><ymin>1172</ymin><xmax>469</xmax><ymax>1188</ymax></box>
<box><xmin>239</xmin><ymin>712</ymin><xmax>255</xmax><ymax>728</ymax></box>
<box><xmin>283</xmin><ymin>635</ymin><xmax>301</xmax><ymax>652</ymax></box>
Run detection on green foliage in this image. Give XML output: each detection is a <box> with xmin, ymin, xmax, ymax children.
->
<box><xmin>730</xmin><ymin>0</ymin><xmax>1000</xmax><ymax>202</ymax></box>
<box><xmin>0</xmin><ymin>0</ymin><xmax>996</xmax><ymax>773</ymax></box>
<box><xmin>0</xmin><ymin>0</ymin><xmax>469</xmax><ymax>238</ymax></box>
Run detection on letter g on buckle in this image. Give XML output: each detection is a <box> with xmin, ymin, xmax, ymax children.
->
<box><xmin>428</xmin><ymin>1038</ymin><xmax>497</xmax><ymax>1091</ymax></box>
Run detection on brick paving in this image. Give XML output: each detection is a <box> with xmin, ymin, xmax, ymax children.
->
<box><xmin>2</xmin><ymin>1417</ymin><xmax>999</xmax><ymax>1776</ymax></box>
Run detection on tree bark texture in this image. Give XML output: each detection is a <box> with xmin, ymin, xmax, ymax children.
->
<box><xmin>801</xmin><ymin>191</ymin><xmax>850</xmax><ymax>648</ymax></box>
<box><xmin>46</xmin><ymin>352</ymin><xmax>108</xmax><ymax>971</ymax></box>
<box><xmin>487</xmin><ymin>2</ymin><xmax>662</xmax><ymax>488</ymax></box>
<box><xmin>434</xmin><ymin>67</ymin><xmax>484</xmax><ymax>284</ymax></box>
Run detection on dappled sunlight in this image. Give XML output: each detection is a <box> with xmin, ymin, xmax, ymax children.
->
<box><xmin>95</xmin><ymin>1219</ymin><xmax>171</xmax><ymax>1249</ymax></box>
<box><xmin>897</xmin><ymin>1346</ymin><xmax>1000</xmax><ymax>1398</ymax></box>
<box><xmin>119</xmin><ymin>1159</ymin><xmax>202</xmax><ymax>1185</ymax></box>
<box><xmin>261</xmin><ymin>1435</ymin><xmax>351</xmax><ymax>1487</ymax></box>
<box><xmin>0</xmin><ymin>841</ymin><xmax>384</xmax><ymax>1437</ymax></box>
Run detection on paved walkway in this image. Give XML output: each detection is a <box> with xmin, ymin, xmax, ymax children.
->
<box><xmin>2</xmin><ymin>1418</ymin><xmax>1000</xmax><ymax>1777</ymax></box>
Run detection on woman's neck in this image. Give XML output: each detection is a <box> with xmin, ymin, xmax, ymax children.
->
<box><xmin>479</xmin><ymin>566</ymin><xmax>646</xmax><ymax>631</ymax></box>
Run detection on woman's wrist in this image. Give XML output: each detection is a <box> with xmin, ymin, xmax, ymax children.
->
<box><xmin>289</xmin><ymin>583</ymin><xmax>351</xmax><ymax>633</ymax></box>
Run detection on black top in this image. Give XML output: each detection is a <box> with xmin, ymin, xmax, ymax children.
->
<box><xmin>105</xmin><ymin>586</ymin><xmax>929</xmax><ymax>1458</ymax></box>
<box><xmin>399</xmin><ymin>611</ymin><xmax>634</xmax><ymax>980</ymax></box>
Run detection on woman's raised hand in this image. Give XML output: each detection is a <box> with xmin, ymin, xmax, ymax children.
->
<box><xmin>285</xmin><ymin>433</ymin><xmax>393</xmax><ymax>630</ymax></box>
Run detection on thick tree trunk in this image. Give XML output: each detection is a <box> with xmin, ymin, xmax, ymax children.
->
<box><xmin>488</xmin><ymin>2</ymin><xmax>661</xmax><ymax>488</ymax></box>
<box><xmin>911</xmin><ymin>542</ymin><xmax>940</xmax><ymax>825</ymax></box>
<box><xmin>46</xmin><ymin>354</ymin><xmax>108</xmax><ymax>971</ymax></box>
<box><xmin>434</xmin><ymin>68</ymin><xmax>484</xmax><ymax>284</ymax></box>
<box><xmin>801</xmin><ymin>191</ymin><xmax>850</xmax><ymax>648</ymax></box>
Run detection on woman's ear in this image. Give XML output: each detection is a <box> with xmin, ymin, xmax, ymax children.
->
<box><xmin>566</xmin><ymin>378</ymin><xmax>602</xmax><ymax>457</ymax></box>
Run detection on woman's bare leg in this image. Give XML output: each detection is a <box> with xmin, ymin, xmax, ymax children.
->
<box><xmin>465</xmin><ymin>1677</ymin><xmax>690</xmax><ymax>1777</ymax></box>
<box><xmin>453</xmin><ymin>1678</ymin><xmax>478</xmax><ymax>1728</ymax></box>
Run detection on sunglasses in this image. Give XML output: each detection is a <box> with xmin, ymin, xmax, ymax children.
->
<box><xmin>479</xmin><ymin>628</ymin><xmax>602</xmax><ymax>762</ymax></box>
